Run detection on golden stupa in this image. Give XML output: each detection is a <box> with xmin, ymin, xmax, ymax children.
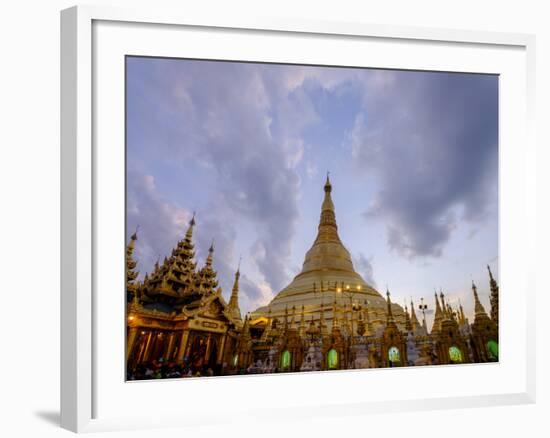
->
<box><xmin>251</xmin><ymin>175</ymin><xmax>406</xmax><ymax>332</ymax></box>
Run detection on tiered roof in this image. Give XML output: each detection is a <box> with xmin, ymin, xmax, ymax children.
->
<box><xmin>143</xmin><ymin>215</ymin><xmax>199</xmax><ymax>303</ymax></box>
<box><xmin>194</xmin><ymin>242</ymin><xmax>219</xmax><ymax>294</ymax></box>
<box><xmin>134</xmin><ymin>214</ymin><xmax>236</xmax><ymax>316</ymax></box>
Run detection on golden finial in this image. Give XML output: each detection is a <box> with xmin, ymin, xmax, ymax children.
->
<box><xmin>185</xmin><ymin>212</ymin><xmax>196</xmax><ymax>239</ymax></box>
<box><xmin>130</xmin><ymin>225</ymin><xmax>139</xmax><ymax>241</ymax></box>
<box><xmin>324</xmin><ymin>171</ymin><xmax>332</xmax><ymax>192</ymax></box>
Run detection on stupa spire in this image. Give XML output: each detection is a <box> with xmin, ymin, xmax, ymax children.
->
<box><xmin>472</xmin><ymin>280</ymin><xmax>489</xmax><ymax>319</ymax></box>
<box><xmin>385</xmin><ymin>288</ymin><xmax>395</xmax><ymax>324</ymax></box>
<box><xmin>195</xmin><ymin>240</ymin><xmax>218</xmax><ymax>294</ymax></box>
<box><xmin>228</xmin><ymin>258</ymin><xmax>242</xmax><ymax>321</ymax></box>
<box><xmin>296</xmin><ymin>175</ymin><xmax>362</xmax><ymax>279</ymax></box>
<box><xmin>206</xmin><ymin>240</ymin><xmax>214</xmax><ymax>266</ymax></box>
<box><xmin>317</xmin><ymin>172</ymin><xmax>338</xmax><ymax>241</ymax></box>
<box><xmin>458</xmin><ymin>299</ymin><xmax>467</xmax><ymax>325</ymax></box>
<box><xmin>185</xmin><ymin>212</ymin><xmax>196</xmax><ymax>239</ymax></box>
<box><xmin>404</xmin><ymin>302</ymin><xmax>412</xmax><ymax>332</ymax></box>
<box><xmin>410</xmin><ymin>298</ymin><xmax>420</xmax><ymax>331</ymax></box>
<box><xmin>431</xmin><ymin>291</ymin><xmax>443</xmax><ymax>334</ymax></box>
<box><xmin>439</xmin><ymin>290</ymin><xmax>451</xmax><ymax>320</ymax></box>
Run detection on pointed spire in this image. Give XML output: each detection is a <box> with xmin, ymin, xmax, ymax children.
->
<box><xmin>194</xmin><ymin>239</ymin><xmax>218</xmax><ymax>294</ymax></box>
<box><xmin>458</xmin><ymin>299</ymin><xmax>466</xmax><ymax>325</ymax></box>
<box><xmin>410</xmin><ymin>298</ymin><xmax>420</xmax><ymax>331</ymax></box>
<box><xmin>185</xmin><ymin>212</ymin><xmax>196</xmax><ymax>239</ymax></box>
<box><xmin>431</xmin><ymin>291</ymin><xmax>443</xmax><ymax>334</ymax></box>
<box><xmin>404</xmin><ymin>302</ymin><xmax>412</xmax><ymax>332</ymax></box>
<box><xmin>324</xmin><ymin>171</ymin><xmax>332</xmax><ymax>191</ymax></box>
<box><xmin>228</xmin><ymin>261</ymin><xmax>242</xmax><ymax>321</ymax></box>
<box><xmin>206</xmin><ymin>240</ymin><xmax>214</xmax><ymax>264</ymax></box>
<box><xmin>385</xmin><ymin>288</ymin><xmax>395</xmax><ymax>323</ymax></box>
<box><xmin>472</xmin><ymin>280</ymin><xmax>489</xmax><ymax>320</ymax></box>
<box><xmin>304</xmin><ymin>173</ymin><xmax>345</xmax><ymax>254</ymax></box>
<box><xmin>488</xmin><ymin>265</ymin><xmax>499</xmax><ymax>326</ymax></box>
<box><xmin>130</xmin><ymin>225</ymin><xmax>139</xmax><ymax>244</ymax></box>
<box><xmin>241</xmin><ymin>314</ymin><xmax>251</xmax><ymax>341</ymax></box>
<box><xmin>439</xmin><ymin>290</ymin><xmax>452</xmax><ymax>321</ymax></box>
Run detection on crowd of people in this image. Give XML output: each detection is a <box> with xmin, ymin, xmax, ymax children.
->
<box><xmin>126</xmin><ymin>358</ymin><xmax>255</xmax><ymax>380</ymax></box>
<box><xmin>126</xmin><ymin>358</ymin><xmax>222</xmax><ymax>380</ymax></box>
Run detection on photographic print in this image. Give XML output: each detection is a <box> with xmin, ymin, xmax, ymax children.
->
<box><xmin>125</xmin><ymin>57</ymin><xmax>499</xmax><ymax>380</ymax></box>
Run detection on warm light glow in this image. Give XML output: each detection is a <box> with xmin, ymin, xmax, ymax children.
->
<box><xmin>356</xmin><ymin>285</ymin><xmax>361</xmax><ymax>290</ymax></box>
<box><xmin>337</xmin><ymin>288</ymin><xmax>342</xmax><ymax>293</ymax></box>
<box><xmin>128</xmin><ymin>315</ymin><xmax>134</xmax><ymax>321</ymax></box>
<box><xmin>346</xmin><ymin>285</ymin><xmax>350</xmax><ymax>290</ymax></box>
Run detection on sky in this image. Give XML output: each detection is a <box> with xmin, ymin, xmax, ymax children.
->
<box><xmin>126</xmin><ymin>56</ymin><xmax>499</xmax><ymax>327</ymax></box>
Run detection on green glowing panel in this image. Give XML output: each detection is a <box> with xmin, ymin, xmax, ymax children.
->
<box><xmin>487</xmin><ymin>340</ymin><xmax>499</xmax><ymax>360</ymax></box>
<box><xmin>327</xmin><ymin>348</ymin><xmax>338</xmax><ymax>369</ymax></box>
<box><xmin>448</xmin><ymin>346</ymin><xmax>463</xmax><ymax>363</ymax></box>
<box><xmin>388</xmin><ymin>346</ymin><xmax>400</xmax><ymax>363</ymax></box>
<box><xmin>281</xmin><ymin>350</ymin><xmax>291</xmax><ymax>370</ymax></box>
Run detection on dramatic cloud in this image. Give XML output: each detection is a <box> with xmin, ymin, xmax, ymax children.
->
<box><xmin>126</xmin><ymin>59</ymin><xmax>333</xmax><ymax>294</ymax></box>
<box><xmin>353</xmin><ymin>253</ymin><xmax>377</xmax><ymax>288</ymax></box>
<box><xmin>127</xmin><ymin>170</ymin><xmax>266</xmax><ymax>307</ymax></box>
<box><xmin>126</xmin><ymin>172</ymin><xmax>191</xmax><ymax>274</ymax></box>
<box><xmin>351</xmin><ymin>71</ymin><xmax>498</xmax><ymax>258</ymax></box>
<box><xmin>126</xmin><ymin>59</ymin><xmax>498</xmax><ymax>316</ymax></box>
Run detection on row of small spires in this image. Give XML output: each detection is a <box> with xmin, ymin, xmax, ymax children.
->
<box><xmin>241</xmin><ymin>268</ymin><xmax>497</xmax><ymax>336</ymax></box>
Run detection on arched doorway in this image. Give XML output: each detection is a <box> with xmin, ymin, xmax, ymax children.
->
<box><xmin>448</xmin><ymin>345</ymin><xmax>463</xmax><ymax>364</ymax></box>
<box><xmin>280</xmin><ymin>349</ymin><xmax>291</xmax><ymax>371</ymax></box>
<box><xmin>327</xmin><ymin>348</ymin><xmax>338</xmax><ymax>370</ymax></box>
<box><xmin>388</xmin><ymin>346</ymin><xmax>401</xmax><ymax>367</ymax></box>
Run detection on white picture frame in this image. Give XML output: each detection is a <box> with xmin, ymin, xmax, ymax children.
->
<box><xmin>60</xmin><ymin>5</ymin><xmax>536</xmax><ymax>433</ymax></box>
